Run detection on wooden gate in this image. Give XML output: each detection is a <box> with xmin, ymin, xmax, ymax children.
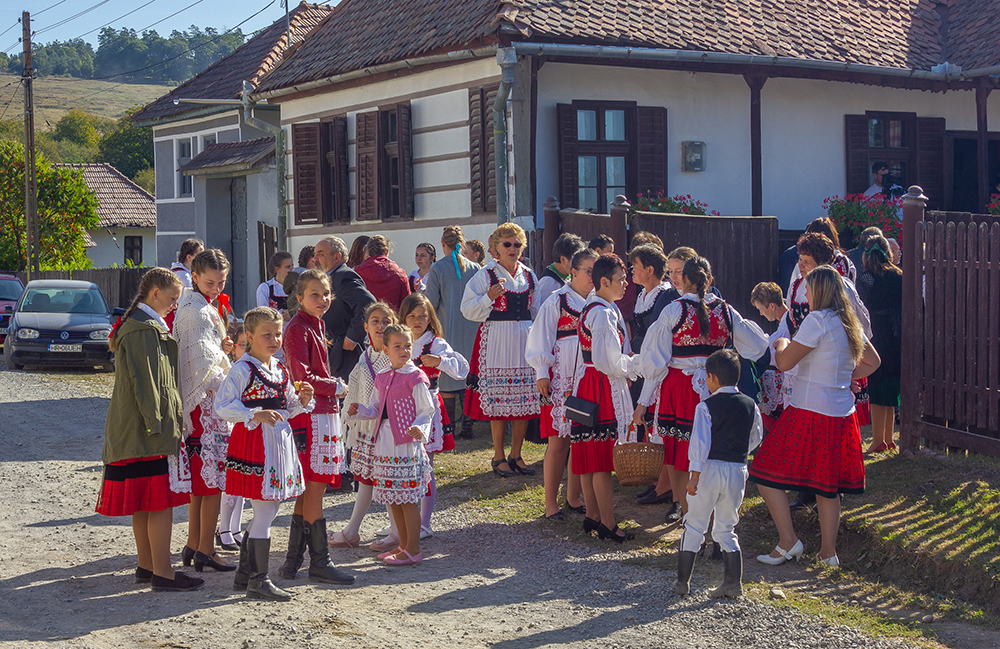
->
<box><xmin>257</xmin><ymin>221</ymin><xmax>278</xmax><ymax>286</ymax></box>
<box><xmin>900</xmin><ymin>188</ymin><xmax>1000</xmax><ymax>455</ymax></box>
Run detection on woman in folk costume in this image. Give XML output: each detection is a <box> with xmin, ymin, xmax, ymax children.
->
<box><xmin>400</xmin><ymin>292</ymin><xmax>470</xmax><ymax>536</ymax></box>
<box><xmin>328</xmin><ymin>302</ymin><xmax>397</xmax><ymax>551</ymax></box>
<box><xmin>174</xmin><ymin>249</ymin><xmax>236</xmax><ymax>573</ymax></box>
<box><xmin>423</xmin><ymin>226</ymin><xmax>482</xmax><ymax>439</ymax></box>
<box><xmin>525</xmin><ymin>248</ymin><xmax>597</xmax><ymax>520</ymax></box>
<box><xmin>571</xmin><ymin>254</ymin><xmax>637</xmax><ymax>542</ymax></box>
<box><xmin>277</xmin><ymin>270</ymin><xmax>353</xmax><ymax>585</ymax></box>
<box><xmin>461</xmin><ymin>222</ymin><xmax>541</xmax><ymax>477</ymax></box>
<box><xmin>636</xmin><ymin>257</ymin><xmax>769</xmax><ymax>520</ymax></box>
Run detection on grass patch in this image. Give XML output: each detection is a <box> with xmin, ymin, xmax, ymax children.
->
<box><xmin>0</xmin><ymin>72</ymin><xmax>173</xmax><ymax>124</ymax></box>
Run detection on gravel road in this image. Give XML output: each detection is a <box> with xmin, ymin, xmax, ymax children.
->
<box><xmin>0</xmin><ymin>363</ymin><xmax>921</xmax><ymax>649</ymax></box>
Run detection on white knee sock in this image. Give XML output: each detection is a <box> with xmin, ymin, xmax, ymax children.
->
<box><xmin>339</xmin><ymin>482</ymin><xmax>373</xmax><ymax>540</ymax></box>
<box><xmin>218</xmin><ymin>494</ymin><xmax>244</xmax><ymax>544</ymax></box>
<box><xmin>246</xmin><ymin>500</ymin><xmax>281</xmax><ymax>539</ymax></box>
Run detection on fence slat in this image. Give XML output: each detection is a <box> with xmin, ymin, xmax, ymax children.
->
<box><xmin>933</xmin><ymin>223</ymin><xmax>947</xmax><ymax>420</ymax></box>
<box><xmin>964</xmin><ymin>224</ymin><xmax>978</xmax><ymax>426</ymax></box>
<box><xmin>923</xmin><ymin>222</ymin><xmax>937</xmax><ymax>423</ymax></box>
<box><xmin>990</xmin><ymin>223</ymin><xmax>1000</xmax><ymax>433</ymax></box>
<box><xmin>954</xmin><ymin>222</ymin><xmax>966</xmax><ymax>426</ymax></box>
<box><xmin>978</xmin><ymin>223</ymin><xmax>990</xmax><ymax>430</ymax></box>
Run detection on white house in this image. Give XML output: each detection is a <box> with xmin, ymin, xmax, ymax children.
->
<box><xmin>250</xmin><ymin>0</ymin><xmax>1000</xmax><ymax>262</ymax></box>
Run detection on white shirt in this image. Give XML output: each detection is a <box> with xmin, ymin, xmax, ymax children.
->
<box><xmin>789</xmin><ymin>310</ymin><xmax>867</xmax><ymax>418</ymax></box>
<box><xmin>580</xmin><ymin>296</ymin><xmax>635</xmax><ymax>380</ymax></box>
<box><xmin>256</xmin><ymin>278</ymin><xmax>287</xmax><ymax>309</ymax></box>
<box><xmin>863</xmin><ymin>183</ymin><xmax>882</xmax><ymax>198</ymax></box>
<box><xmin>409</xmin><ymin>269</ymin><xmax>427</xmax><ymax>292</ymax></box>
<box><xmin>637</xmin><ymin>293</ymin><xmax>768</xmax><ymax>406</ymax></box>
<box><xmin>169</xmin><ymin>262</ymin><xmax>192</xmax><ymax>289</ymax></box>
<box><xmin>526</xmin><ymin>283</ymin><xmax>588</xmax><ymax>382</ymax></box>
<box><xmin>460</xmin><ymin>260</ymin><xmax>538</xmax><ymax>322</ymax></box>
<box><xmin>534</xmin><ymin>271</ymin><xmax>567</xmax><ymax>312</ymax></box>
<box><xmin>215</xmin><ymin>354</ymin><xmax>313</xmax><ymax>426</ymax></box>
<box><xmin>634</xmin><ymin>281</ymin><xmax>672</xmax><ymax>316</ymax></box>
<box><xmin>786</xmin><ymin>274</ymin><xmax>872</xmax><ymax>338</ymax></box>
<box><xmin>411</xmin><ymin>329</ymin><xmax>470</xmax><ymax>385</ymax></box>
<box><xmin>688</xmin><ymin>386</ymin><xmax>764</xmax><ymax>473</ymax></box>
<box><xmin>137</xmin><ymin>302</ymin><xmax>169</xmax><ymax>331</ymax></box>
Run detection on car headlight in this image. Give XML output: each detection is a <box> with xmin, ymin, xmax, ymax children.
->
<box><xmin>89</xmin><ymin>329</ymin><xmax>111</xmax><ymax>340</ymax></box>
<box><xmin>16</xmin><ymin>328</ymin><xmax>39</xmax><ymax>339</ymax></box>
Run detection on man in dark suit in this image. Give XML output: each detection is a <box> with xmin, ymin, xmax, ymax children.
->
<box><xmin>315</xmin><ymin>236</ymin><xmax>376</xmax><ymax>380</ymax></box>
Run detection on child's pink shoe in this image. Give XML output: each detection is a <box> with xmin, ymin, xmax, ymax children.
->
<box><xmin>377</xmin><ymin>547</ymin><xmax>402</xmax><ymax>560</ymax></box>
<box><xmin>384</xmin><ymin>549</ymin><xmax>422</xmax><ymax>566</ymax></box>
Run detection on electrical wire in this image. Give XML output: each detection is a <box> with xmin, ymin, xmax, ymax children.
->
<box><xmin>35</xmin><ymin>0</ymin><xmax>70</xmax><ymax>17</ymax></box>
<box><xmin>35</xmin><ymin>0</ymin><xmax>114</xmax><ymax>36</ymax></box>
<box><xmin>3</xmin><ymin>40</ymin><xmax>21</xmax><ymax>55</ymax></box>
<box><xmin>0</xmin><ymin>80</ymin><xmax>22</xmax><ymax>123</ymax></box>
<box><xmin>0</xmin><ymin>20</ymin><xmax>19</xmax><ymax>40</ymax></box>
<box><xmin>73</xmin><ymin>0</ymin><xmax>161</xmax><ymax>40</ymax></box>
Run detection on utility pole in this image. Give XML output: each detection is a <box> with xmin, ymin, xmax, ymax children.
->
<box><xmin>22</xmin><ymin>11</ymin><xmax>38</xmax><ymax>275</ymax></box>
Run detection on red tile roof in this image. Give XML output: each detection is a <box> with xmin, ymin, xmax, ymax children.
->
<box><xmin>132</xmin><ymin>2</ymin><xmax>334</xmax><ymax>124</ymax></box>
<box><xmin>256</xmin><ymin>0</ymin><xmax>1000</xmax><ymax>95</ymax></box>
<box><xmin>179</xmin><ymin>137</ymin><xmax>276</xmax><ymax>174</ymax></box>
<box><xmin>57</xmin><ymin>164</ymin><xmax>156</xmax><ymax>229</ymax></box>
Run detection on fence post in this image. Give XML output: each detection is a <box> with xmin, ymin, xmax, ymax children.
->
<box><xmin>542</xmin><ymin>196</ymin><xmax>560</xmax><ymax>267</ymax></box>
<box><xmin>900</xmin><ymin>185</ymin><xmax>927</xmax><ymax>452</ymax></box>
<box><xmin>609</xmin><ymin>195</ymin><xmax>630</xmax><ymax>255</ymax></box>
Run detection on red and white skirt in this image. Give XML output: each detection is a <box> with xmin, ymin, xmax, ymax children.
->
<box><xmin>655</xmin><ymin>367</ymin><xmax>702</xmax><ymax>472</ymax></box>
<box><xmin>225</xmin><ymin>421</ymin><xmax>305</xmax><ymax>501</ymax></box>
<box><xmin>464</xmin><ymin>321</ymin><xmax>540</xmax><ymax>421</ymax></box>
<box><xmin>185</xmin><ymin>404</ymin><xmax>223</xmax><ymax>497</ymax></box>
<box><xmin>569</xmin><ymin>367</ymin><xmax>617</xmax><ymax>474</ymax></box>
<box><xmin>426</xmin><ymin>391</ymin><xmax>456</xmax><ymax>453</ymax></box>
<box><xmin>290</xmin><ymin>412</ymin><xmax>345</xmax><ymax>487</ymax></box>
<box><xmin>748</xmin><ymin>406</ymin><xmax>865</xmax><ymax>498</ymax></box>
<box><xmin>96</xmin><ymin>455</ymin><xmax>190</xmax><ymax>516</ymax></box>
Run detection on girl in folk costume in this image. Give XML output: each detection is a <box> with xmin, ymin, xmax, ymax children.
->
<box><xmin>571</xmin><ymin>254</ymin><xmax>637</xmax><ymax>542</ymax></box>
<box><xmin>751</xmin><ymin>282</ymin><xmax>790</xmax><ymax>432</ymax></box>
<box><xmin>409</xmin><ymin>242</ymin><xmax>436</xmax><ymax>293</ymax></box>
<box><xmin>217</xmin><ymin>307</ymin><xmax>320</xmax><ymax>601</ymax></box>
<box><xmin>461</xmin><ymin>223</ymin><xmax>541</xmax><ymax>477</ymax></box>
<box><xmin>788</xmin><ymin>217</ymin><xmax>857</xmax><ymax>285</ymax></box>
<box><xmin>277</xmin><ymin>270</ymin><xmax>354</xmax><ymax>585</ymax></box>
<box><xmin>97</xmin><ymin>269</ymin><xmax>204</xmax><ymax>592</ymax></box>
<box><xmin>347</xmin><ymin>324</ymin><xmax>435</xmax><ymax>566</ymax></box>
<box><xmin>256</xmin><ymin>251</ymin><xmax>293</xmax><ymax>313</ymax></box>
<box><xmin>169</xmin><ymin>238</ymin><xmax>203</xmax><ymax>289</ymax></box>
<box><xmin>174</xmin><ymin>249</ymin><xmax>236</xmax><ymax>573</ymax></box>
<box><xmin>328</xmin><ymin>302</ymin><xmax>397</xmax><ymax>551</ymax></box>
<box><xmin>750</xmin><ymin>267</ymin><xmax>881</xmax><ymax>567</ymax></box>
<box><xmin>525</xmin><ymin>248</ymin><xmax>597</xmax><ymax>520</ymax></box>
<box><xmin>535</xmin><ymin>233</ymin><xmax>586</xmax><ymax>309</ymax></box>
<box><xmin>636</xmin><ymin>257</ymin><xmax>768</xmax><ymax>520</ymax></box>
<box><xmin>400</xmin><ymin>293</ymin><xmax>470</xmax><ymax>536</ymax></box>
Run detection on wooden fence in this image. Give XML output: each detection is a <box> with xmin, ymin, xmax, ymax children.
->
<box><xmin>900</xmin><ymin>188</ymin><xmax>1000</xmax><ymax>455</ymax></box>
<box><xmin>11</xmin><ymin>268</ymin><xmax>149</xmax><ymax>310</ymax></box>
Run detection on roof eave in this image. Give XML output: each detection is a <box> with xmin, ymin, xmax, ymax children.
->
<box><xmin>133</xmin><ymin>104</ymin><xmax>238</xmax><ymax>129</ymax></box>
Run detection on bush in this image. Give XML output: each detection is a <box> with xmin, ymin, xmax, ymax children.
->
<box><xmin>824</xmin><ymin>193</ymin><xmax>902</xmax><ymax>247</ymax></box>
<box><xmin>133</xmin><ymin>167</ymin><xmax>155</xmax><ymax>195</ymax></box>
<box><xmin>631</xmin><ymin>191</ymin><xmax>720</xmax><ymax>216</ymax></box>
<box><xmin>989</xmin><ymin>194</ymin><xmax>1000</xmax><ymax>216</ymax></box>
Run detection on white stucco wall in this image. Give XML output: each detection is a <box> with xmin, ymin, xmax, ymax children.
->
<box><xmin>535</xmin><ymin>63</ymin><xmax>1000</xmax><ymax>230</ymax></box>
<box><xmin>86</xmin><ymin>228</ymin><xmax>157</xmax><ymax>268</ymax></box>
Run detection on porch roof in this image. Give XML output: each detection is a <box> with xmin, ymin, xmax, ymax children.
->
<box><xmin>255</xmin><ymin>0</ymin><xmax>1000</xmax><ymax>96</ymax></box>
<box><xmin>179</xmin><ymin>137</ymin><xmax>276</xmax><ymax>176</ymax></box>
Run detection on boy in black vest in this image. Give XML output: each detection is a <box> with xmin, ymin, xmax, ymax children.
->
<box><xmin>674</xmin><ymin>349</ymin><xmax>763</xmax><ymax>598</ymax></box>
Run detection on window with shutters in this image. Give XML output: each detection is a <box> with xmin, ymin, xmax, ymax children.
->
<box><xmin>356</xmin><ymin>103</ymin><xmax>413</xmax><ymax>222</ymax></box>
<box><xmin>557</xmin><ymin>101</ymin><xmax>667</xmax><ymax>212</ymax></box>
<box><xmin>845</xmin><ymin>111</ymin><xmax>944</xmax><ymax>208</ymax></box>
<box><xmin>469</xmin><ymin>86</ymin><xmax>498</xmax><ymax>214</ymax></box>
<box><xmin>291</xmin><ymin>118</ymin><xmax>349</xmax><ymax>226</ymax></box>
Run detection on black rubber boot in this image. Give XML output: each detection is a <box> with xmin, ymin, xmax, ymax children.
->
<box><xmin>232</xmin><ymin>533</ymin><xmax>250</xmax><ymax>591</ymax></box>
<box><xmin>277</xmin><ymin>514</ymin><xmax>306</xmax><ymax>580</ymax></box>
<box><xmin>459</xmin><ymin>416</ymin><xmax>474</xmax><ymax>440</ymax></box>
<box><xmin>305</xmin><ymin>518</ymin><xmax>356</xmax><ymax>585</ymax></box>
<box><xmin>709</xmin><ymin>551</ymin><xmax>743</xmax><ymax>598</ymax></box>
<box><xmin>673</xmin><ymin>550</ymin><xmax>697</xmax><ymax>596</ymax></box>
<box><xmin>246</xmin><ymin>537</ymin><xmax>292</xmax><ymax>601</ymax></box>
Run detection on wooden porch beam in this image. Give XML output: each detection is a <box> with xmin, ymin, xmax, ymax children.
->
<box><xmin>745</xmin><ymin>74</ymin><xmax>767</xmax><ymax>216</ymax></box>
<box><xmin>977</xmin><ymin>79</ymin><xmax>992</xmax><ymax>214</ymax></box>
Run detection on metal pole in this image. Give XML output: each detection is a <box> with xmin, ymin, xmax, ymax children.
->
<box><xmin>493</xmin><ymin>48</ymin><xmax>516</xmax><ymax>225</ymax></box>
<box><xmin>22</xmin><ymin>11</ymin><xmax>38</xmax><ymax>276</ymax></box>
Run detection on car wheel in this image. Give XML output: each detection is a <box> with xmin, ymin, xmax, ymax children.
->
<box><xmin>3</xmin><ymin>342</ymin><xmax>24</xmax><ymax>371</ymax></box>
<box><xmin>102</xmin><ymin>362</ymin><xmax>115</xmax><ymax>373</ymax></box>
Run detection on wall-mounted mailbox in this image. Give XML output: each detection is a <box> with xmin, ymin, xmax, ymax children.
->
<box><xmin>681</xmin><ymin>141</ymin><xmax>706</xmax><ymax>172</ymax></box>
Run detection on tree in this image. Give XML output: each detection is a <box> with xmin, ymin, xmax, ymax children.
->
<box><xmin>55</xmin><ymin>109</ymin><xmax>100</xmax><ymax>147</ymax></box>
<box><xmin>0</xmin><ymin>140</ymin><xmax>99</xmax><ymax>270</ymax></box>
<box><xmin>98</xmin><ymin>106</ymin><xmax>153</xmax><ymax>180</ymax></box>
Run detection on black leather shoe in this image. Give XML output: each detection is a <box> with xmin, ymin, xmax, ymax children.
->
<box><xmin>508</xmin><ymin>456</ymin><xmax>536</xmax><ymax>476</ymax></box>
<box><xmin>491</xmin><ymin>459</ymin><xmax>515</xmax><ymax>477</ymax></box>
<box><xmin>134</xmin><ymin>567</ymin><xmax>153</xmax><ymax>584</ymax></box>
<box><xmin>194</xmin><ymin>551</ymin><xmax>236</xmax><ymax>572</ymax></box>
<box><xmin>582</xmin><ymin>517</ymin><xmax>600</xmax><ymax>534</ymax></box>
<box><xmin>665</xmin><ymin>502</ymin><xmax>684</xmax><ymax>522</ymax></box>
<box><xmin>544</xmin><ymin>512</ymin><xmax>565</xmax><ymax>521</ymax></box>
<box><xmin>634</xmin><ymin>485</ymin><xmax>656</xmax><ymax>502</ymax></box>
<box><xmin>216</xmin><ymin>530</ymin><xmax>240</xmax><ymax>552</ymax></box>
<box><xmin>636</xmin><ymin>489</ymin><xmax>673</xmax><ymax>505</ymax></box>
<box><xmin>180</xmin><ymin>545</ymin><xmax>196</xmax><ymax>567</ymax></box>
<box><xmin>597</xmin><ymin>522</ymin><xmax>635</xmax><ymax>543</ymax></box>
<box><xmin>566</xmin><ymin>503</ymin><xmax>586</xmax><ymax>515</ymax></box>
<box><xmin>151</xmin><ymin>571</ymin><xmax>204</xmax><ymax>592</ymax></box>
<box><xmin>789</xmin><ymin>491</ymin><xmax>816</xmax><ymax>512</ymax></box>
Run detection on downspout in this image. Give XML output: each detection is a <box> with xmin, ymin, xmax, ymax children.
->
<box><xmin>242</xmin><ymin>80</ymin><xmax>287</xmax><ymax>248</ymax></box>
<box><xmin>494</xmin><ymin>47</ymin><xmax>517</xmax><ymax>225</ymax></box>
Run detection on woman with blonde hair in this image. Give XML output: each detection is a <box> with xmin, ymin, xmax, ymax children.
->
<box><xmin>424</xmin><ymin>226</ymin><xmax>482</xmax><ymax>439</ymax></box>
<box><xmin>749</xmin><ymin>266</ymin><xmax>880</xmax><ymax>568</ymax></box>
<box><xmin>461</xmin><ymin>223</ymin><xmax>541</xmax><ymax>476</ymax></box>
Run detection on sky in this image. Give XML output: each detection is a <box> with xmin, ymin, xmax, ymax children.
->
<box><xmin>0</xmin><ymin>0</ymin><xmax>315</xmax><ymax>53</ymax></box>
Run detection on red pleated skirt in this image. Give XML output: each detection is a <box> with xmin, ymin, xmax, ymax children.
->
<box><xmin>225</xmin><ymin>422</ymin><xmax>266</xmax><ymax>499</ymax></box>
<box><xmin>569</xmin><ymin>366</ymin><xmax>617</xmax><ymax>474</ymax></box>
<box><xmin>656</xmin><ymin>367</ymin><xmax>701</xmax><ymax>472</ymax></box>
<box><xmin>96</xmin><ymin>456</ymin><xmax>189</xmax><ymax>516</ymax></box>
<box><xmin>186</xmin><ymin>405</ymin><xmax>221</xmax><ymax>497</ymax></box>
<box><xmin>854</xmin><ymin>377</ymin><xmax>871</xmax><ymax>426</ymax></box>
<box><xmin>749</xmin><ymin>406</ymin><xmax>865</xmax><ymax>498</ymax></box>
<box><xmin>435</xmin><ymin>391</ymin><xmax>456</xmax><ymax>452</ymax></box>
<box><xmin>290</xmin><ymin>413</ymin><xmax>342</xmax><ymax>487</ymax></box>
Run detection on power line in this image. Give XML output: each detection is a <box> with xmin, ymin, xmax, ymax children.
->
<box><xmin>134</xmin><ymin>0</ymin><xmax>209</xmax><ymax>36</ymax></box>
<box><xmin>0</xmin><ymin>80</ymin><xmax>22</xmax><ymax>123</ymax></box>
<box><xmin>35</xmin><ymin>0</ymin><xmax>114</xmax><ymax>36</ymax></box>
<box><xmin>35</xmin><ymin>0</ymin><xmax>70</xmax><ymax>17</ymax></box>
<box><xmin>73</xmin><ymin>0</ymin><xmax>162</xmax><ymax>40</ymax></box>
<box><xmin>3</xmin><ymin>40</ymin><xmax>20</xmax><ymax>55</ymax></box>
<box><xmin>0</xmin><ymin>20</ymin><xmax>19</xmax><ymax>39</ymax></box>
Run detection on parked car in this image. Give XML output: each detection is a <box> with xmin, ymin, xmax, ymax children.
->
<box><xmin>3</xmin><ymin>279</ymin><xmax>124</xmax><ymax>371</ymax></box>
<box><xmin>0</xmin><ymin>273</ymin><xmax>25</xmax><ymax>346</ymax></box>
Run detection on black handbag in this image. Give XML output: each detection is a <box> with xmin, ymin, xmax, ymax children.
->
<box><xmin>564</xmin><ymin>394</ymin><xmax>598</xmax><ymax>428</ymax></box>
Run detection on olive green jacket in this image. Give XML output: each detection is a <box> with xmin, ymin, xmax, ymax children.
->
<box><xmin>102</xmin><ymin>311</ymin><xmax>183</xmax><ymax>464</ymax></box>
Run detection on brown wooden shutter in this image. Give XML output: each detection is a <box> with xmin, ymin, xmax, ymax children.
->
<box><xmin>917</xmin><ymin>116</ymin><xmax>945</xmax><ymax>210</ymax></box>
<box><xmin>557</xmin><ymin>103</ymin><xmax>579</xmax><ymax>209</ymax></box>
<box><xmin>845</xmin><ymin>114</ymin><xmax>870</xmax><ymax>195</ymax></box>
<box><xmin>324</xmin><ymin>116</ymin><xmax>349</xmax><ymax>223</ymax></box>
<box><xmin>397</xmin><ymin>103</ymin><xmax>414</xmax><ymax>220</ymax></box>
<box><xmin>470</xmin><ymin>87</ymin><xmax>499</xmax><ymax>214</ymax></box>
<box><xmin>356</xmin><ymin>110</ymin><xmax>379</xmax><ymax>221</ymax></box>
<box><xmin>637</xmin><ymin>106</ymin><xmax>668</xmax><ymax>197</ymax></box>
<box><xmin>292</xmin><ymin>123</ymin><xmax>322</xmax><ymax>225</ymax></box>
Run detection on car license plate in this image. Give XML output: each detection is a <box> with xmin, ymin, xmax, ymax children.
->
<box><xmin>48</xmin><ymin>344</ymin><xmax>83</xmax><ymax>352</ymax></box>
<box><xmin>0</xmin><ymin>327</ymin><xmax>6</xmax><ymax>335</ymax></box>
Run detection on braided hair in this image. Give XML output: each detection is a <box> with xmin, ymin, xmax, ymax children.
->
<box><xmin>682</xmin><ymin>256</ymin><xmax>713</xmax><ymax>334</ymax></box>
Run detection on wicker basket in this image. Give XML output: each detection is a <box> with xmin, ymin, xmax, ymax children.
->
<box><xmin>613</xmin><ymin>425</ymin><xmax>665</xmax><ymax>487</ymax></box>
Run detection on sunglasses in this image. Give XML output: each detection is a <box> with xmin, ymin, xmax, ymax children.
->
<box><xmin>501</xmin><ymin>241</ymin><xmax>523</xmax><ymax>249</ymax></box>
